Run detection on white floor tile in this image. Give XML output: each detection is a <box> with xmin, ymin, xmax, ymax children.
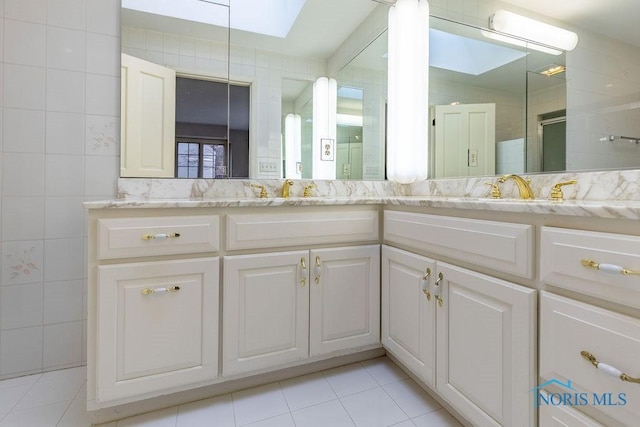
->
<box><xmin>0</xmin><ymin>384</ymin><xmax>32</xmax><ymax>414</ymax></box>
<box><xmin>390</xmin><ymin>421</ymin><xmax>416</xmax><ymax>427</ymax></box>
<box><xmin>384</xmin><ymin>379</ymin><xmax>441</xmax><ymax>418</ymax></box>
<box><xmin>412</xmin><ymin>409</ymin><xmax>463</xmax><ymax>427</ymax></box>
<box><xmin>176</xmin><ymin>394</ymin><xmax>235</xmax><ymax>427</ymax></box>
<box><xmin>341</xmin><ymin>387</ymin><xmax>408</xmax><ymax>427</ymax></box>
<box><xmin>116</xmin><ymin>407</ymin><xmax>178</xmax><ymax>427</ymax></box>
<box><xmin>14</xmin><ymin>372</ymin><xmax>83</xmax><ymax>410</ymax></box>
<box><xmin>232</xmin><ymin>382</ymin><xmax>289</xmax><ymax>426</ymax></box>
<box><xmin>361</xmin><ymin>357</ymin><xmax>409</xmax><ymax>386</ymax></box>
<box><xmin>244</xmin><ymin>413</ymin><xmax>295</xmax><ymax>427</ymax></box>
<box><xmin>57</xmin><ymin>385</ymin><xmax>92</xmax><ymax>427</ymax></box>
<box><xmin>291</xmin><ymin>399</ymin><xmax>354</xmax><ymax>427</ymax></box>
<box><xmin>323</xmin><ymin>363</ymin><xmax>378</xmax><ymax>398</ymax></box>
<box><xmin>0</xmin><ymin>401</ymin><xmax>69</xmax><ymax>427</ymax></box>
<box><xmin>280</xmin><ymin>372</ymin><xmax>337</xmax><ymax>411</ymax></box>
<box><xmin>0</xmin><ymin>373</ymin><xmax>41</xmax><ymax>389</ymax></box>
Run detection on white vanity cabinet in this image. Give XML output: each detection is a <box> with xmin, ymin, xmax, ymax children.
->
<box><xmin>382</xmin><ymin>211</ymin><xmax>536</xmax><ymax>426</ymax></box>
<box><xmin>223</xmin><ymin>244</ymin><xmax>380</xmax><ymax>376</ymax></box>
<box><xmin>88</xmin><ymin>214</ymin><xmax>221</xmax><ymax>408</ymax></box>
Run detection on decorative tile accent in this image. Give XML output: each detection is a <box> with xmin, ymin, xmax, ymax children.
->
<box><xmin>2</xmin><ymin>241</ymin><xmax>43</xmax><ymax>284</ymax></box>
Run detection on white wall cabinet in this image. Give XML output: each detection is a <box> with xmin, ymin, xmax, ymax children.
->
<box><xmin>382</xmin><ymin>245</ymin><xmax>536</xmax><ymax>427</ymax></box>
<box><xmin>224</xmin><ymin>245</ymin><xmax>380</xmax><ymax>376</ymax></box>
<box><xmin>96</xmin><ymin>258</ymin><xmax>219</xmax><ymax>403</ymax></box>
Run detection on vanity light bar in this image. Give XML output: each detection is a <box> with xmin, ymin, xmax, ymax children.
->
<box><xmin>540</xmin><ymin>65</ymin><xmax>566</xmax><ymax>76</ymax></box>
<box><xmin>490</xmin><ymin>10</ymin><xmax>578</xmax><ymax>52</ymax></box>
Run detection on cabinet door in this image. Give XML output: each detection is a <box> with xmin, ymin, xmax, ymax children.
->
<box><xmin>435</xmin><ymin>262</ymin><xmax>536</xmax><ymax>427</ymax></box>
<box><xmin>309</xmin><ymin>245</ymin><xmax>380</xmax><ymax>357</ymax></box>
<box><xmin>381</xmin><ymin>246</ymin><xmax>436</xmax><ymax>387</ymax></box>
<box><xmin>96</xmin><ymin>258</ymin><xmax>219</xmax><ymax>403</ymax></box>
<box><xmin>223</xmin><ymin>251</ymin><xmax>309</xmax><ymax>376</ymax></box>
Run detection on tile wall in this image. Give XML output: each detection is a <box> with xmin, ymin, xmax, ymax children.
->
<box><xmin>0</xmin><ymin>0</ymin><xmax>120</xmax><ymax>379</ymax></box>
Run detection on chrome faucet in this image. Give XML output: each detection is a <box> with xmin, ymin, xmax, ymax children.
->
<box><xmin>497</xmin><ymin>174</ymin><xmax>534</xmax><ymax>200</ymax></box>
<box><xmin>281</xmin><ymin>179</ymin><xmax>294</xmax><ymax>198</ymax></box>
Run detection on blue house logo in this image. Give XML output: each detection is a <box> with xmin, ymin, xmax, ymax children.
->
<box><xmin>532</xmin><ymin>378</ymin><xmax>627</xmax><ymax>408</ymax></box>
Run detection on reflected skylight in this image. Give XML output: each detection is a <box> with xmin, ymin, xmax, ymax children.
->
<box><xmin>430</xmin><ymin>28</ymin><xmax>527</xmax><ymax>75</ymax></box>
<box><xmin>122</xmin><ymin>0</ymin><xmax>307</xmax><ymax>38</ymax></box>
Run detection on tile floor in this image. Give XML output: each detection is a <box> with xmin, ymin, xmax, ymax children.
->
<box><xmin>0</xmin><ymin>357</ymin><xmax>463</xmax><ymax>427</ymax></box>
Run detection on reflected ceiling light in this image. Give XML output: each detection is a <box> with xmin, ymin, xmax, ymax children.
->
<box><xmin>284</xmin><ymin>113</ymin><xmax>302</xmax><ymax>179</ymax></box>
<box><xmin>387</xmin><ymin>0</ymin><xmax>429</xmax><ymax>184</ymax></box>
<box><xmin>313</xmin><ymin>77</ymin><xmax>337</xmax><ymax>179</ymax></box>
<box><xmin>489</xmin><ymin>10</ymin><xmax>578</xmax><ymax>53</ymax></box>
<box><xmin>539</xmin><ymin>65</ymin><xmax>566</xmax><ymax>76</ymax></box>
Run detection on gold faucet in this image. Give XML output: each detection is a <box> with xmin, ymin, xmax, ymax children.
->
<box><xmin>497</xmin><ymin>174</ymin><xmax>534</xmax><ymax>200</ymax></box>
<box><xmin>303</xmin><ymin>184</ymin><xmax>317</xmax><ymax>197</ymax></box>
<box><xmin>281</xmin><ymin>179</ymin><xmax>294</xmax><ymax>198</ymax></box>
<box><xmin>550</xmin><ymin>180</ymin><xmax>577</xmax><ymax>201</ymax></box>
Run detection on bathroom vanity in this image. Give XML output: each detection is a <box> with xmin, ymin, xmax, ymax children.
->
<box><xmin>85</xmin><ymin>177</ymin><xmax>640</xmax><ymax>426</ymax></box>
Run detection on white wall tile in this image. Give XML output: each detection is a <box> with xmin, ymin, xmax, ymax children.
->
<box><xmin>86</xmin><ymin>33</ymin><xmax>120</xmax><ymax>76</ymax></box>
<box><xmin>46</xmin><ymin>69</ymin><xmax>85</xmax><ymax>113</ymax></box>
<box><xmin>43</xmin><ymin>279</ymin><xmax>82</xmax><ymax>325</ymax></box>
<box><xmin>46</xmin><ymin>0</ymin><xmax>85</xmax><ymax>30</ymax></box>
<box><xmin>1</xmin><ymin>197</ymin><xmax>44</xmax><ymax>241</ymax></box>
<box><xmin>4</xmin><ymin>64</ymin><xmax>45</xmax><ymax>110</ymax></box>
<box><xmin>0</xmin><ymin>326</ymin><xmax>43</xmax><ymax>376</ymax></box>
<box><xmin>86</xmin><ymin>0</ymin><xmax>119</xmax><ymax>36</ymax></box>
<box><xmin>46</xmin><ymin>27</ymin><xmax>86</xmax><ymax>72</ymax></box>
<box><xmin>1</xmin><ymin>240</ymin><xmax>44</xmax><ymax>285</ymax></box>
<box><xmin>42</xmin><ymin>321</ymin><xmax>82</xmax><ymax>369</ymax></box>
<box><xmin>85</xmin><ymin>74</ymin><xmax>118</xmax><ymax>116</ymax></box>
<box><xmin>44</xmin><ymin>196</ymin><xmax>83</xmax><ymax>239</ymax></box>
<box><xmin>43</xmin><ymin>238</ymin><xmax>83</xmax><ymax>282</ymax></box>
<box><xmin>46</xmin><ymin>112</ymin><xmax>84</xmax><ymax>155</ymax></box>
<box><xmin>44</xmin><ymin>154</ymin><xmax>84</xmax><ymax>196</ymax></box>
<box><xmin>3</xmin><ymin>108</ymin><xmax>45</xmax><ymax>153</ymax></box>
<box><xmin>2</xmin><ymin>152</ymin><xmax>45</xmax><ymax>196</ymax></box>
<box><xmin>0</xmin><ymin>283</ymin><xmax>43</xmax><ymax>329</ymax></box>
<box><xmin>83</xmin><ymin>155</ymin><xmax>118</xmax><ymax>196</ymax></box>
<box><xmin>4</xmin><ymin>20</ymin><xmax>45</xmax><ymax>67</ymax></box>
<box><xmin>4</xmin><ymin>0</ymin><xmax>45</xmax><ymax>23</ymax></box>
<box><xmin>85</xmin><ymin>115</ymin><xmax>118</xmax><ymax>156</ymax></box>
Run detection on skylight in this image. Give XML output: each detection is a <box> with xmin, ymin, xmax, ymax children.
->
<box><xmin>430</xmin><ymin>28</ymin><xmax>527</xmax><ymax>75</ymax></box>
<box><xmin>122</xmin><ymin>0</ymin><xmax>307</xmax><ymax>38</ymax></box>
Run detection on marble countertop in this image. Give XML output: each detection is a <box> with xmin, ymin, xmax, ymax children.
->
<box><xmin>83</xmin><ymin>196</ymin><xmax>640</xmax><ymax>219</ymax></box>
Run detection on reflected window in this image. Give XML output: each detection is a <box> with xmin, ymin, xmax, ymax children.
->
<box><xmin>177</xmin><ymin>140</ymin><xmax>227</xmax><ymax>178</ymax></box>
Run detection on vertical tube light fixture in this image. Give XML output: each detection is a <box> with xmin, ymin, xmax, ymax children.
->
<box><xmin>387</xmin><ymin>0</ymin><xmax>429</xmax><ymax>183</ymax></box>
<box><xmin>284</xmin><ymin>113</ymin><xmax>302</xmax><ymax>179</ymax></box>
<box><xmin>312</xmin><ymin>76</ymin><xmax>337</xmax><ymax>179</ymax></box>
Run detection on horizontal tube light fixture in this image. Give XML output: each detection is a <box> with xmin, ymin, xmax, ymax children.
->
<box><xmin>489</xmin><ymin>10</ymin><xmax>578</xmax><ymax>52</ymax></box>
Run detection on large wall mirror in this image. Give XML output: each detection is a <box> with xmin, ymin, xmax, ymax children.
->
<box><xmin>120</xmin><ymin>0</ymin><xmax>640</xmax><ymax>181</ymax></box>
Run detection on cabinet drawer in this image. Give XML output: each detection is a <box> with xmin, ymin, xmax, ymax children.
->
<box><xmin>540</xmin><ymin>226</ymin><xmax>640</xmax><ymax>309</ymax></box>
<box><xmin>540</xmin><ymin>292</ymin><xmax>640</xmax><ymax>426</ymax></box>
<box><xmin>384</xmin><ymin>211</ymin><xmax>533</xmax><ymax>278</ymax></box>
<box><xmin>96</xmin><ymin>258</ymin><xmax>219</xmax><ymax>403</ymax></box>
<box><xmin>226</xmin><ymin>211</ymin><xmax>378</xmax><ymax>250</ymax></box>
<box><xmin>98</xmin><ymin>215</ymin><xmax>219</xmax><ymax>260</ymax></box>
<box><xmin>539</xmin><ymin>397</ymin><xmax>604</xmax><ymax>427</ymax></box>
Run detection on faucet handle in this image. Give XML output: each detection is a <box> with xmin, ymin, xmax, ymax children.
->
<box><xmin>550</xmin><ymin>180</ymin><xmax>577</xmax><ymax>201</ymax></box>
<box><xmin>485</xmin><ymin>182</ymin><xmax>502</xmax><ymax>199</ymax></box>
<box><xmin>303</xmin><ymin>184</ymin><xmax>317</xmax><ymax>198</ymax></box>
<box><xmin>250</xmin><ymin>184</ymin><xmax>268</xmax><ymax>198</ymax></box>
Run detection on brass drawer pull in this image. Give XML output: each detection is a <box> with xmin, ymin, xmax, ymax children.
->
<box><xmin>142</xmin><ymin>233</ymin><xmax>181</xmax><ymax>240</ymax></box>
<box><xmin>141</xmin><ymin>286</ymin><xmax>180</xmax><ymax>295</ymax></box>
<box><xmin>300</xmin><ymin>257</ymin><xmax>307</xmax><ymax>287</ymax></box>
<box><xmin>314</xmin><ymin>256</ymin><xmax>322</xmax><ymax>285</ymax></box>
<box><xmin>421</xmin><ymin>268</ymin><xmax>431</xmax><ymax>300</ymax></box>
<box><xmin>434</xmin><ymin>272</ymin><xmax>444</xmax><ymax>307</ymax></box>
<box><xmin>581</xmin><ymin>351</ymin><xmax>640</xmax><ymax>383</ymax></box>
<box><xmin>581</xmin><ymin>258</ymin><xmax>640</xmax><ymax>276</ymax></box>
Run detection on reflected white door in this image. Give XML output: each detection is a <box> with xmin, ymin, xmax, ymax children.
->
<box><xmin>434</xmin><ymin>103</ymin><xmax>495</xmax><ymax>178</ymax></box>
<box><xmin>121</xmin><ymin>53</ymin><xmax>176</xmax><ymax>177</ymax></box>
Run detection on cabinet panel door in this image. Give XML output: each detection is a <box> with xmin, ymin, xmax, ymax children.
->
<box><xmin>223</xmin><ymin>251</ymin><xmax>309</xmax><ymax>376</ymax></box>
<box><xmin>309</xmin><ymin>245</ymin><xmax>380</xmax><ymax>357</ymax></box>
<box><xmin>436</xmin><ymin>262</ymin><xmax>536</xmax><ymax>427</ymax></box>
<box><xmin>381</xmin><ymin>246</ymin><xmax>436</xmax><ymax>387</ymax></box>
<box><xmin>97</xmin><ymin>258</ymin><xmax>218</xmax><ymax>403</ymax></box>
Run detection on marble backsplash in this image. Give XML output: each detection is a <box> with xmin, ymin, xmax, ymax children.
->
<box><xmin>118</xmin><ymin>169</ymin><xmax>640</xmax><ymax>202</ymax></box>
